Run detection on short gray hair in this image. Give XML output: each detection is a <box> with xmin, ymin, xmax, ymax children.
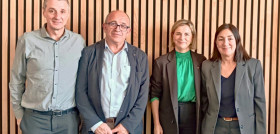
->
<box><xmin>43</xmin><ymin>0</ymin><xmax>70</xmax><ymax>9</ymax></box>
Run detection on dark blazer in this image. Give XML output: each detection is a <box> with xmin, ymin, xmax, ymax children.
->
<box><xmin>150</xmin><ymin>50</ymin><xmax>206</xmax><ymax>134</ymax></box>
<box><xmin>75</xmin><ymin>39</ymin><xmax>149</xmax><ymax>134</ymax></box>
<box><xmin>201</xmin><ymin>59</ymin><xmax>266</xmax><ymax>134</ymax></box>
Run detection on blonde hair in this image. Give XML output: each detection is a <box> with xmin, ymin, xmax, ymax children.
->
<box><xmin>170</xmin><ymin>19</ymin><xmax>197</xmax><ymax>50</ymax></box>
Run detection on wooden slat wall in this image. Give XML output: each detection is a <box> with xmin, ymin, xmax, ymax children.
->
<box><xmin>1</xmin><ymin>0</ymin><xmax>279</xmax><ymax>134</ymax></box>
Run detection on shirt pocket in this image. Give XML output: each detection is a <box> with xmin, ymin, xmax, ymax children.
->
<box><xmin>120</xmin><ymin>65</ymin><xmax>131</xmax><ymax>83</ymax></box>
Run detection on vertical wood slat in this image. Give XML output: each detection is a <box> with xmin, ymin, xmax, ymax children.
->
<box><xmin>183</xmin><ymin>0</ymin><xmax>189</xmax><ymax>20</ymax></box>
<box><xmin>95</xmin><ymin>0</ymin><xmax>102</xmax><ymax>41</ymax></box>
<box><xmin>111</xmin><ymin>0</ymin><xmax>117</xmax><ymax>11</ymax></box>
<box><xmin>251</xmin><ymin>0</ymin><xmax>258</xmax><ymax>58</ymax></box>
<box><xmin>10</xmin><ymin>0</ymin><xmax>17</xmax><ymax>133</ymax></box>
<box><xmin>18</xmin><ymin>0</ymin><xmax>24</xmax><ymax>37</ymax></box>
<box><xmin>125</xmin><ymin>0</ymin><xmax>132</xmax><ymax>44</ymax></box>
<box><xmin>119</xmin><ymin>0</ymin><xmax>124</xmax><ymax>11</ymax></box>
<box><xmin>80</xmin><ymin>0</ymin><xmax>87</xmax><ymax>40</ymax></box>
<box><xmin>244</xmin><ymin>0</ymin><xmax>252</xmax><ymax>55</ymax></box>
<box><xmin>238</xmin><ymin>0</ymin><xmax>245</xmax><ymax>46</ymax></box>
<box><xmin>210</xmin><ymin>0</ymin><xmax>217</xmax><ymax>57</ymax></box>
<box><xmin>270</xmin><ymin>1</ymin><xmax>279</xmax><ymax>134</ymax></box>
<box><xmin>258</xmin><ymin>0</ymin><xmax>265</xmax><ymax>65</ymax></box>
<box><xmin>176</xmin><ymin>0</ymin><xmax>182</xmax><ymax>20</ymax></box>
<box><xmin>132</xmin><ymin>0</ymin><xmax>139</xmax><ymax>48</ymax></box>
<box><xmin>224</xmin><ymin>0</ymin><xmax>231</xmax><ymax>23</ymax></box>
<box><xmin>154</xmin><ymin>0</ymin><xmax>161</xmax><ymax>60</ymax></box>
<box><xmin>1</xmin><ymin>1</ymin><xmax>280</xmax><ymax>134</ymax></box>
<box><xmin>104</xmin><ymin>0</ymin><xmax>109</xmax><ymax>38</ymax></box>
<box><xmin>72</xmin><ymin>0</ymin><xmax>79</xmax><ymax>33</ymax></box>
<box><xmin>277</xmin><ymin>20</ymin><xmax>280</xmax><ymax>134</ymax></box>
<box><xmin>65</xmin><ymin>0</ymin><xmax>71</xmax><ymax>29</ymax></box>
<box><xmin>231</xmin><ymin>0</ymin><xmax>238</xmax><ymax>26</ymax></box>
<box><xmin>218</xmin><ymin>0</ymin><xmax>224</xmax><ymax>26</ymax></box>
<box><xmin>190</xmin><ymin>0</ymin><xmax>196</xmax><ymax>24</ymax></box>
<box><xmin>264</xmin><ymin>1</ymin><xmax>272</xmax><ymax>133</ymax></box>
<box><xmin>33</xmin><ymin>0</ymin><xmax>40</xmax><ymax>30</ymax></box>
<box><xmin>25</xmin><ymin>0</ymin><xmax>32</xmax><ymax>32</ymax></box>
<box><xmin>2</xmin><ymin>0</ymin><xmax>8</xmax><ymax>133</ymax></box>
<box><xmin>140</xmin><ymin>0</ymin><xmax>146</xmax><ymax>52</ymax></box>
<box><xmin>203</xmin><ymin>0</ymin><xmax>210</xmax><ymax>59</ymax></box>
<box><xmin>169</xmin><ymin>0</ymin><xmax>175</xmax><ymax>52</ymax></box>
<box><xmin>87</xmin><ymin>0</ymin><xmax>94</xmax><ymax>45</ymax></box>
<box><xmin>161</xmin><ymin>0</ymin><xmax>168</xmax><ymax>55</ymax></box>
<box><xmin>196</xmin><ymin>0</ymin><xmax>203</xmax><ymax>54</ymax></box>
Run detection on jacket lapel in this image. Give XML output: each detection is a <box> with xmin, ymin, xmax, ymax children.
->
<box><xmin>94</xmin><ymin>40</ymin><xmax>106</xmax><ymax>120</ymax></box>
<box><xmin>166</xmin><ymin>50</ymin><xmax>179</xmax><ymax>124</ymax></box>
<box><xmin>126</xmin><ymin>44</ymin><xmax>136</xmax><ymax>97</ymax></box>
<box><xmin>96</xmin><ymin>40</ymin><xmax>105</xmax><ymax>91</ymax></box>
<box><xmin>234</xmin><ymin>61</ymin><xmax>245</xmax><ymax>99</ymax></box>
<box><xmin>211</xmin><ymin>60</ymin><xmax>222</xmax><ymax>102</ymax></box>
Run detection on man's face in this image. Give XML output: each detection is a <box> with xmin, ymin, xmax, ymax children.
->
<box><xmin>43</xmin><ymin>0</ymin><xmax>69</xmax><ymax>32</ymax></box>
<box><xmin>103</xmin><ymin>11</ymin><xmax>131</xmax><ymax>45</ymax></box>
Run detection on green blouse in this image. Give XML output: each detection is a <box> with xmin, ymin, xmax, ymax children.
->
<box><xmin>150</xmin><ymin>51</ymin><xmax>196</xmax><ymax>102</ymax></box>
<box><xmin>176</xmin><ymin>51</ymin><xmax>196</xmax><ymax>102</ymax></box>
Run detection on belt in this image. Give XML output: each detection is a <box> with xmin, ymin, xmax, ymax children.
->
<box><xmin>106</xmin><ymin>117</ymin><xmax>116</xmax><ymax>129</ymax></box>
<box><xmin>106</xmin><ymin>117</ymin><xmax>116</xmax><ymax>123</ymax></box>
<box><xmin>222</xmin><ymin>117</ymin><xmax>238</xmax><ymax>121</ymax></box>
<box><xmin>26</xmin><ymin>107</ymin><xmax>77</xmax><ymax>116</ymax></box>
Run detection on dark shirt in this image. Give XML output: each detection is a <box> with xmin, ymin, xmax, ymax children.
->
<box><xmin>218</xmin><ymin>68</ymin><xmax>237</xmax><ymax>117</ymax></box>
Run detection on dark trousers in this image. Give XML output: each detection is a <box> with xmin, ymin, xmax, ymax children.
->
<box><xmin>178</xmin><ymin>102</ymin><xmax>196</xmax><ymax>134</ymax></box>
<box><xmin>20</xmin><ymin>108</ymin><xmax>80</xmax><ymax>134</ymax></box>
<box><xmin>214</xmin><ymin>118</ymin><xmax>241</xmax><ymax>134</ymax></box>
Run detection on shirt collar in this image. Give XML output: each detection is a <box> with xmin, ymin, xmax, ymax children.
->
<box><xmin>175</xmin><ymin>50</ymin><xmax>192</xmax><ymax>59</ymax></box>
<box><xmin>40</xmin><ymin>23</ymin><xmax>69</xmax><ymax>40</ymax></box>
<box><xmin>104</xmin><ymin>40</ymin><xmax>128</xmax><ymax>53</ymax></box>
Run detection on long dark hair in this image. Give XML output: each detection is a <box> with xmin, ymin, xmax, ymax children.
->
<box><xmin>210</xmin><ymin>24</ymin><xmax>250</xmax><ymax>62</ymax></box>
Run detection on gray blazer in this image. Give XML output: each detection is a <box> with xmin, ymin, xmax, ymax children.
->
<box><xmin>75</xmin><ymin>39</ymin><xmax>149</xmax><ymax>134</ymax></box>
<box><xmin>201</xmin><ymin>58</ymin><xmax>266</xmax><ymax>134</ymax></box>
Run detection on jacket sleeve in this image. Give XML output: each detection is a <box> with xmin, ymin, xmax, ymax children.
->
<box><xmin>120</xmin><ymin>52</ymin><xmax>149</xmax><ymax>133</ymax></box>
<box><xmin>254</xmin><ymin>60</ymin><xmax>266</xmax><ymax>134</ymax></box>
<box><xmin>150</xmin><ymin>60</ymin><xmax>163</xmax><ymax>100</ymax></box>
<box><xmin>9</xmin><ymin>37</ymin><xmax>27</xmax><ymax>119</ymax></box>
<box><xmin>201</xmin><ymin>61</ymin><xmax>209</xmax><ymax>120</ymax></box>
<box><xmin>75</xmin><ymin>47</ymin><xmax>103</xmax><ymax>132</ymax></box>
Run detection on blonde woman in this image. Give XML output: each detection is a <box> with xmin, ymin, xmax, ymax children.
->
<box><xmin>150</xmin><ymin>19</ymin><xmax>206</xmax><ymax>134</ymax></box>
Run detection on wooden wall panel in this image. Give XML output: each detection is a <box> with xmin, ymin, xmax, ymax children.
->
<box><xmin>1</xmin><ymin>0</ymin><xmax>280</xmax><ymax>134</ymax></box>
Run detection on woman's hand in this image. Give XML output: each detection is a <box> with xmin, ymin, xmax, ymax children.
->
<box><xmin>153</xmin><ymin>124</ymin><xmax>163</xmax><ymax>134</ymax></box>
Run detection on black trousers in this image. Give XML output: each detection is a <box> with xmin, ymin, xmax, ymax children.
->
<box><xmin>178</xmin><ymin>102</ymin><xmax>196</xmax><ymax>134</ymax></box>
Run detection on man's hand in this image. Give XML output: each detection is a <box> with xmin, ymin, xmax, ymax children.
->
<box><xmin>17</xmin><ymin>119</ymin><xmax>22</xmax><ymax>126</ymax></box>
<box><xmin>95</xmin><ymin>123</ymin><xmax>112</xmax><ymax>134</ymax></box>
<box><xmin>111</xmin><ymin>124</ymin><xmax>129</xmax><ymax>134</ymax></box>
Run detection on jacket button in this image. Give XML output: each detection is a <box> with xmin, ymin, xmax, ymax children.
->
<box><xmin>240</xmin><ymin>125</ymin><xmax>243</xmax><ymax>129</ymax></box>
<box><xmin>236</xmin><ymin>108</ymin><xmax>240</xmax><ymax>112</ymax></box>
<box><xmin>171</xmin><ymin>120</ymin><xmax>174</xmax><ymax>124</ymax></box>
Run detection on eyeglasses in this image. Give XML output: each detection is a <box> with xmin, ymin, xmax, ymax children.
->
<box><xmin>106</xmin><ymin>22</ymin><xmax>130</xmax><ymax>31</ymax></box>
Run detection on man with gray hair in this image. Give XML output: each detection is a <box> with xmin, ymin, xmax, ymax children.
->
<box><xmin>9</xmin><ymin>0</ymin><xmax>85</xmax><ymax>133</ymax></box>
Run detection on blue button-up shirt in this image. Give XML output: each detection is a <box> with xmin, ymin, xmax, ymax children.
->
<box><xmin>91</xmin><ymin>41</ymin><xmax>130</xmax><ymax>132</ymax></box>
<box><xmin>9</xmin><ymin>24</ymin><xmax>85</xmax><ymax>119</ymax></box>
